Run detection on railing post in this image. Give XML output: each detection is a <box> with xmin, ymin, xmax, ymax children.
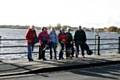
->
<box><xmin>119</xmin><ymin>37</ymin><xmax>120</xmax><ymax>54</ymax></box>
<box><xmin>95</xmin><ymin>35</ymin><xmax>98</xmax><ymax>54</ymax></box>
<box><xmin>98</xmin><ymin>36</ymin><xmax>100</xmax><ymax>55</ymax></box>
<box><xmin>0</xmin><ymin>36</ymin><xmax>1</xmax><ymax>51</ymax></box>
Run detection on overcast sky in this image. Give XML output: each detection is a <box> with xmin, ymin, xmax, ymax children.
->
<box><xmin>0</xmin><ymin>0</ymin><xmax>120</xmax><ymax>28</ymax></box>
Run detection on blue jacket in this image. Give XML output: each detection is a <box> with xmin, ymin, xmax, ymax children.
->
<box><xmin>49</xmin><ymin>31</ymin><xmax>58</xmax><ymax>43</ymax></box>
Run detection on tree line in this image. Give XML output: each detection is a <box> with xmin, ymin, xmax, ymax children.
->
<box><xmin>0</xmin><ymin>24</ymin><xmax>120</xmax><ymax>33</ymax></box>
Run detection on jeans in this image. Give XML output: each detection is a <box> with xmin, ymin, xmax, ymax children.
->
<box><xmin>49</xmin><ymin>42</ymin><xmax>57</xmax><ymax>59</ymax></box>
<box><xmin>27</xmin><ymin>43</ymin><xmax>34</xmax><ymax>60</ymax></box>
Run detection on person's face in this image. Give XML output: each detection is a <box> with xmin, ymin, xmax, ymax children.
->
<box><xmin>68</xmin><ymin>29</ymin><xmax>70</xmax><ymax>32</ymax></box>
<box><xmin>32</xmin><ymin>26</ymin><xmax>35</xmax><ymax>30</ymax></box>
<box><xmin>52</xmin><ymin>28</ymin><xmax>55</xmax><ymax>32</ymax></box>
<box><xmin>79</xmin><ymin>26</ymin><xmax>81</xmax><ymax>30</ymax></box>
<box><xmin>29</xmin><ymin>25</ymin><xmax>34</xmax><ymax>30</ymax></box>
<box><xmin>61</xmin><ymin>29</ymin><xmax>64</xmax><ymax>33</ymax></box>
<box><xmin>44</xmin><ymin>28</ymin><xmax>47</xmax><ymax>32</ymax></box>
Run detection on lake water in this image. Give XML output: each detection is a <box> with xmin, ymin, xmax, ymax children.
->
<box><xmin>0</xmin><ymin>28</ymin><xmax>119</xmax><ymax>60</ymax></box>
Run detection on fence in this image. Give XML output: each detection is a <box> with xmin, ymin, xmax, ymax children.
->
<box><xmin>0</xmin><ymin>36</ymin><xmax>120</xmax><ymax>55</ymax></box>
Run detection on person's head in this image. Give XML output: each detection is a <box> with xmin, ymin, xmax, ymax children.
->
<box><xmin>79</xmin><ymin>25</ymin><xmax>82</xmax><ymax>30</ymax></box>
<box><xmin>61</xmin><ymin>28</ymin><xmax>65</xmax><ymax>33</ymax></box>
<box><xmin>42</xmin><ymin>27</ymin><xmax>47</xmax><ymax>32</ymax></box>
<box><xmin>67</xmin><ymin>28</ymin><xmax>71</xmax><ymax>32</ymax></box>
<box><xmin>29</xmin><ymin>25</ymin><xmax>35</xmax><ymax>30</ymax></box>
<box><xmin>51</xmin><ymin>27</ymin><xmax>55</xmax><ymax>32</ymax></box>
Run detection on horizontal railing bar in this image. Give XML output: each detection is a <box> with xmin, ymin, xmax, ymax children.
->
<box><xmin>100</xmin><ymin>48</ymin><xmax>118</xmax><ymax>50</ymax></box>
<box><xmin>87</xmin><ymin>39</ymin><xmax>96</xmax><ymax>40</ymax></box>
<box><xmin>0</xmin><ymin>43</ymin><xmax>118</xmax><ymax>48</ymax></box>
<box><xmin>100</xmin><ymin>38</ymin><xmax>118</xmax><ymax>40</ymax></box>
<box><xmin>1</xmin><ymin>39</ymin><xmax>25</xmax><ymax>41</ymax></box>
<box><xmin>0</xmin><ymin>52</ymin><xmax>38</xmax><ymax>55</ymax></box>
<box><xmin>99</xmin><ymin>43</ymin><xmax>118</xmax><ymax>45</ymax></box>
<box><xmin>0</xmin><ymin>45</ymin><xmax>40</xmax><ymax>48</ymax></box>
<box><xmin>0</xmin><ymin>51</ymin><xmax>51</xmax><ymax>55</ymax></box>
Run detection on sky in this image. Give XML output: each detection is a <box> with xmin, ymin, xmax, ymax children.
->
<box><xmin>0</xmin><ymin>0</ymin><xmax>120</xmax><ymax>28</ymax></box>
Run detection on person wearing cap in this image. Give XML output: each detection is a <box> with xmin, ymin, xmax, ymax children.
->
<box><xmin>74</xmin><ymin>26</ymin><xmax>87</xmax><ymax>58</ymax></box>
<box><xmin>25</xmin><ymin>25</ymin><xmax>37</xmax><ymax>61</ymax></box>
<box><xmin>38</xmin><ymin>27</ymin><xmax>50</xmax><ymax>60</ymax></box>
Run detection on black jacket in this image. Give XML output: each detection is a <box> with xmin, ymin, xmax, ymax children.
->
<box><xmin>66</xmin><ymin>32</ymin><xmax>73</xmax><ymax>43</ymax></box>
<box><xmin>74</xmin><ymin>29</ymin><xmax>86</xmax><ymax>43</ymax></box>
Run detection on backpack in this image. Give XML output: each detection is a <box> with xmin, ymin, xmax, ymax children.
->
<box><xmin>34</xmin><ymin>36</ymin><xmax>39</xmax><ymax>44</ymax></box>
<box><xmin>87</xmin><ymin>50</ymin><xmax>93</xmax><ymax>55</ymax></box>
<box><xmin>83</xmin><ymin>43</ymin><xmax>93</xmax><ymax>55</ymax></box>
<box><xmin>42</xmin><ymin>37</ymin><xmax>47</xmax><ymax>44</ymax></box>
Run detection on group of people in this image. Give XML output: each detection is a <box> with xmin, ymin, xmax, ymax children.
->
<box><xmin>26</xmin><ymin>25</ymin><xmax>88</xmax><ymax>61</ymax></box>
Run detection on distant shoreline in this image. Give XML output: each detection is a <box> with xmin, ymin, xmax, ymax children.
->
<box><xmin>0</xmin><ymin>26</ymin><xmax>41</xmax><ymax>30</ymax></box>
<box><xmin>0</xmin><ymin>25</ymin><xmax>119</xmax><ymax>33</ymax></box>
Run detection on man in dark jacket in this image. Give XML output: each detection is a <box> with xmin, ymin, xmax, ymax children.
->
<box><xmin>66</xmin><ymin>28</ymin><xmax>74</xmax><ymax>58</ymax></box>
<box><xmin>74</xmin><ymin>26</ymin><xmax>86</xmax><ymax>58</ymax></box>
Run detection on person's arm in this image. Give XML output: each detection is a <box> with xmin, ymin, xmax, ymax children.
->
<box><xmin>55</xmin><ymin>33</ymin><xmax>58</xmax><ymax>43</ymax></box>
<box><xmin>83</xmin><ymin>30</ymin><xmax>87</xmax><ymax>42</ymax></box>
<box><xmin>74</xmin><ymin>31</ymin><xmax>77</xmax><ymax>41</ymax></box>
<box><xmin>46</xmin><ymin>32</ymin><xmax>50</xmax><ymax>44</ymax></box>
<box><xmin>58</xmin><ymin>33</ymin><xmax>61</xmax><ymax>42</ymax></box>
<box><xmin>38</xmin><ymin>33</ymin><xmax>42</xmax><ymax>46</ymax></box>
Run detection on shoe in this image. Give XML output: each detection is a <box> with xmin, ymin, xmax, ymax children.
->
<box><xmin>50</xmin><ymin>57</ymin><xmax>52</xmax><ymax>60</ymax></box>
<box><xmin>43</xmin><ymin>58</ymin><xmax>47</xmax><ymax>60</ymax></box>
<box><xmin>29</xmin><ymin>59</ymin><xmax>34</xmax><ymax>62</ymax></box>
<box><xmin>76</xmin><ymin>55</ymin><xmax>78</xmax><ymax>58</ymax></box>
<box><xmin>59</xmin><ymin>58</ymin><xmax>62</xmax><ymax>60</ymax></box>
<box><xmin>38</xmin><ymin>57</ymin><xmax>42</xmax><ymax>60</ymax></box>
<box><xmin>72</xmin><ymin>55</ymin><xmax>74</xmax><ymax>57</ymax></box>
<box><xmin>54</xmin><ymin>57</ymin><xmax>57</xmax><ymax>60</ymax></box>
<box><xmin>82</xmin><ymin>56</ymin><xmax>85</xmax><ymax>58</ymax></box>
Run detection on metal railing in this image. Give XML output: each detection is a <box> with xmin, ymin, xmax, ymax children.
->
<box><xmin>0</xmin><ymin>36</ymin><xmax>120</xmax><ymax>55</ymax></box>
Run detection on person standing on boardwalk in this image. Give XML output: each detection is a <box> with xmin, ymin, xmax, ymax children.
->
<box><xmin>25</xmin><ymin>25</ymin><xmax>38</xmax><ymax>61</ymax></box>
<box><xmin>38</xmin><ymin>27</ymin><xmax>50</xmax><ymax>60</ymax></box>
<box><xmin>74</xmin><ymin>26</ymin><xmax>87</xmax><ymax>58</ymax></box>
<box><xmin>49</xmin><ymin>28</ymin><xmax>58</xmax><ymax>60</ymax></box>
<box><xmin>66</xmin><ymin>28</ymin><xmax>74</xmax><ymax>59</ymax></box>
<box><xmin>58</xmin><ymin>29</ymin><xmax>67</xmax><ymax>60</ymax></box>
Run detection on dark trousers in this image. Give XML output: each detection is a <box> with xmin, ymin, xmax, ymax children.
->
<box><xmin>66</xmin><ymin>43</ymin><xmax>74</xmax><ymax>58</ymax></box>
<box><xmin>75</xmin><ymin>42</ymin><xmax>85</xmax><ymax>57</ymax></box>
<box><xmin>38</xmin><ymin>44</ymin><xmax>47</xmax><ymax>60</ymax></box>
<box><xmin>49</xmin><ymin>42</ymin><xmax>57</xmax><ymax>59</ymax></box>
<box><xmin>59</xmin><ymin>42</ymin><xmax>65</xmax><ymax>59</ymax></box>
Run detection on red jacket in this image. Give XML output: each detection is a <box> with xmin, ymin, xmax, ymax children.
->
<box><xmin>58</xmin><ymin>33</ymin><xmax>67</xmax><ymax>44</ymax></box>
<box><xmin>26</xmin><ymin>29</ymin><xmax>36</xmax><ymax>44</ymax></box>
<box><xmin>38</xmin><ymin>31</ymin><xmax>50</xmax><ymax>44</ymax></box>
